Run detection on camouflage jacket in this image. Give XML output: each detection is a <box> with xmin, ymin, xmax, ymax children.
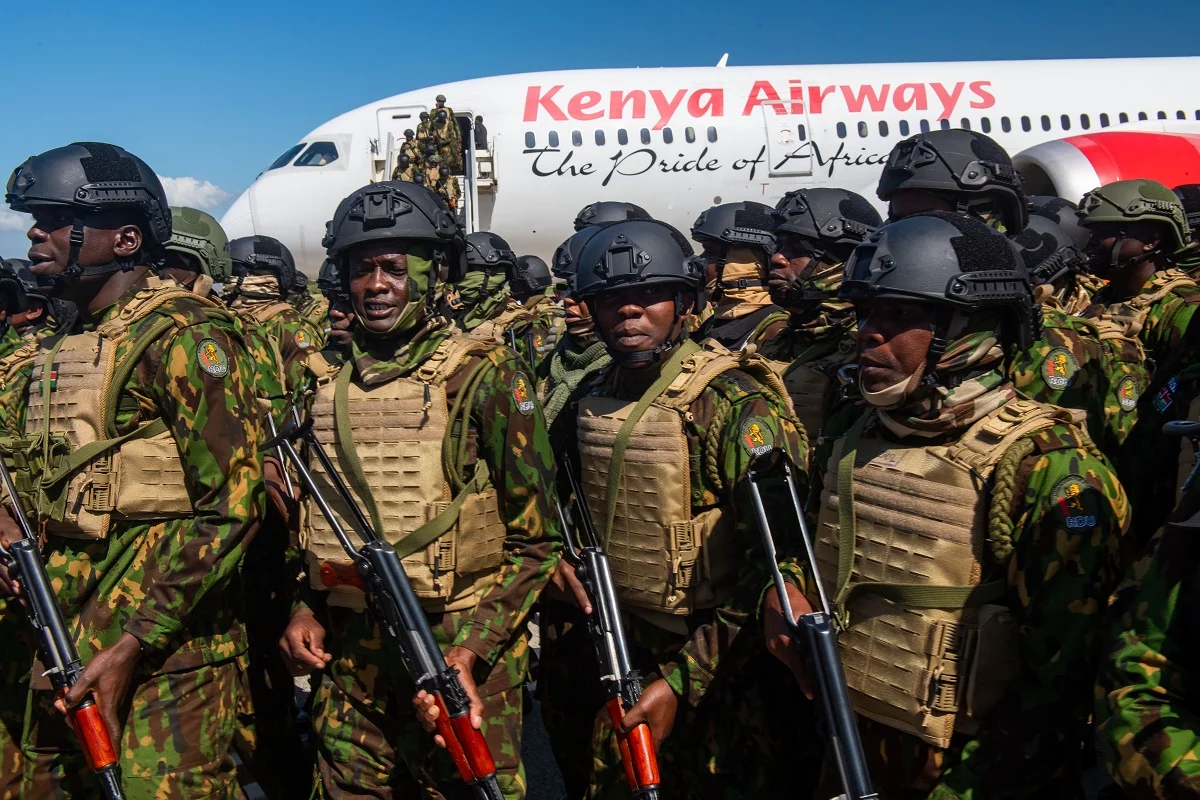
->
<box><xmin>19</xmin><ymin>277</ymin><xmax>263</xmax><ymax>673</ymax></box>
<box><xmin>815</xmin><ymin>398</ymin><xmax>1130</xmax><ymax>798</ymax></box>
<box><xmin>1085</xmin><ymin>269</ymin><xmax>1200</xmax><ymax>364</ymax></box>
<box><xmin>0</xmin><ymin>328</ymin><xmax>40</xmax><ymax>435</ymax></box>
<box><xmin>1097</xmin><ymin>485</ymin><xmax>1200</xmax><ymax>799</ymax></box>
<box><xmin>557</xmin><ymin>347</ymin><xmax>810</xmax><ymax>706</ymax></box>
<box><xmin>311</xmin><ymin>326</ymin><xmax>562</xmax><ymax>665</ymax></box>
<box><xmin>230</xmin><ymin>298</ymin><xmax>325</xmax><ymax>410</ymax></box>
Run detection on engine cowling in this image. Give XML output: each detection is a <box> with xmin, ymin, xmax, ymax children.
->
<box><xmin>1014</xmin><ymin>131</ymin><xmax>1200</xmax><ymax>204</ymax></box>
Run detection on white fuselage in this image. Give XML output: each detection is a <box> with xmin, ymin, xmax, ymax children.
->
<box><xmin>221</xmin><ymin>57</ymin><xmax>1200</xmax><ymax>274</ymax></box>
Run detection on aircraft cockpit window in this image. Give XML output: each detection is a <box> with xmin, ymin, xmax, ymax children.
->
<box><xmin>572</xmin><ymin>130</ymin><xmax>583</xmax><ymax>146</ymax></box>
<box><xmin>662</xmin><ymin>128</ymin><xmax>674</xmax><ymax>144</ymax></box>
<box><xmin>267</xmin><ymin>143</ymin><xmax>305</xmax><ymax>171</ymax></box>
<box><xmin>294</xmin><ymin>141</ymin><xmax>339</xmax><ymax>167</ymax></box>
<box><xmin>1099</xmin><ymin>113</ymin><xmax>1110</xmax><ymax>128</ymax></box>
<box><xmin>1060</xmin><ymin>115</ymin><xmax>1070</xmax><ymax>131</ymax></box>
<box><xmin>525</xmin><ymin>132</ymin><xmax>536</xmax><ymax>148</ymax></box>
<box><xmin>707</xmin><ymin>126</ymin><xmax>718</xmax><ymax>143</ymax></box>
<box><xmin>685</xmin><ymin>127</ymin><xmax>696</xmax><ymax>143</ymax></box>
<box><xmin>857</xmin><ymin>121</ymin><xmax>868</xmax><ymax>138</ymax></box>
<box><xmin>1080</xmin><ymin>114</ymin><xmax>1091</xmax><ymax>130</ymax></box>
<box><xmin>549</xmin><ymin>131</ymin><xmax>560</xmax><ymax>147</ymax></box>
<box><xmin>980</xmin><ymin>117</ymin><xmax>991</xmax><ymax>133</ymax></box>
<box><xmin>618</xmin><ymin>129</ymin><xmax>629</xmax><ymax>145</ymax></box>
<box><xmin>595</xmin><ymin>130</ymin><xmax>605</xmax><ymax>145</ymax></box>
<box><xmin>899</xmin><ymin>120</ymin><xmax>910</xmax><ymax>136</ymax></box>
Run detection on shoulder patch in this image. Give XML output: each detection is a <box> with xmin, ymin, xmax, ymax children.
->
<box><xmin>293</xmin><ymin>328</ymin><xmax>312</xmax><ymax>350</ymax></box>
<box><xmin>740</xmin><ymin>417</ymin><xmax>775</xmax><ymax>457</ymax></box>
<box><xmin>1051</xmin><ymin>474</ymin><xmax>1098</xmax><ymax>532</ymax></box>
<box><xmin>1041</xmin><ymin>347</ymin><xmax>1079</xmax><ymax>390</ymax></box>
<box><xmin>1116</xmin><ymin>375</ymin><xmax>1139</xmax><ymax>413</ymax></box>
<box><xmin>512</xmin><ymin>371</ymin><xmax>536</xmax><ymax>416</ymax></box>
<box><xmin>196</xmin><ymin>338</ymin><xmax>229</xmax><ymax>378</ymax></box>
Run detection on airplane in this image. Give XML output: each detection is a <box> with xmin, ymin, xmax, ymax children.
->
<box><xmin>220</xmin><ymin>56</ymin><xmax>1200</xmax><ymax>275</ymax></box>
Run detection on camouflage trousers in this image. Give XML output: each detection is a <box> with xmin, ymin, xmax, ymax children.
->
<box><xmin>313</xmin><ymin>605</ymin><xmax>528</xmax><ymax>799</ymax></box>
<box><xmin>0</xmin><ymin>601</ymin><xmax>30</xmax><ymax>800</ymax></box>
<box><xmin>539</xmin><ymin>600</ymin><xmax>822</xmax><ymax>800</ymax></box>
<box><xmin>21</xmin><ymin>657</ymin><xmax>239</xmax><ymax>799</ymax></box>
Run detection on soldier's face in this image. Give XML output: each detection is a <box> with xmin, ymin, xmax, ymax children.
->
<box><xmin>563</xmin><ymin>294</ymin><xmax>593</xmax><ymax>334</ymax></box>
<box><xmin>1083</xmin><ymin>222</ymin><xmax>1161</xmax><ymax>278</ymax></box>
<box><xmin>768</xmin><ymin>233</ymin><xmax>816</xmax><ymax>303</ymax></box>
<box><xmin>888</xmin><ymin>189</ymin><xmax>955</xmax><ymax>222</ymax></box>
<box><xmin>347</xmin><ymin>242</ymin><xmax>411</xmax><ymax>334</ymax></box>
<box><xmin>593</xmin><ymin>283</ymin><xmax>690</xmax><ymax>357</ymax></box>
<box><xmin>25</xmin><ymin>207</ymin><xmax>143</xmax><ymax>298</ymax></box>
<box><xmin>855</xmin><ymin>300</ymin><xmax>936</xmax><ymax>393</ymax></box>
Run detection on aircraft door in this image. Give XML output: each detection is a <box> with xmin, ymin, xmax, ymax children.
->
<box><xmin>760</xmin><ymin>105</ymin><xmax>813</xmax><ymax>178</ymax></box>
<box><xmin>375</xmin><ymin>106</ymin><xmax>427</xmax><ymax>179</ymax></box>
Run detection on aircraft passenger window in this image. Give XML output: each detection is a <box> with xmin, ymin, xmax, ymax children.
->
<box><xmin>938</xmin><ymin>119</ymin><xmax>950</xmax><ymax>130</ymax></box>
<box><xmin>857</xmin><ymin>121</ymin><xmax>869</xmax><ymax>138</ymax></box>
<box><xmin>1196</xmin><ymin>111</ymin><xmax>1200</xmax><ymax>120</ymax></box>
<box><xmin>836</xmin><ymin>122</ymin><xmax>847</xmax><ymax>139</ymax></box>
<box><xmin>1001</xmin><ymin>117</ymin><xmax>1012</xmax><ymax>133</ymax></box>
<box><xmin>899</xmin><ymin>120</ymin><xmax>910</xmax><ymax>136</ymax></box>
<box><xmin>525</xmin><ymin>132</ymin><xmax>536</xmax><ymax>148</ymax></box>
<box><xmin>640</xmin><ymin>128</ymin><xmax>651</xmax><ymax>145</ymax></box>
<box><xmin>960</xmin><ymin>118</ymin><xmax>971</xmax><ymax>130</ymax></box>
<box><xmin>294</xmin><ymin>141</ymin><xmax>339</xmax><ymax>167</ymax></box>
<box><xmin>919</xmin><ymin>119</ymin><xmax>931</xmax><ymax>133</ymax></box>
<box><xmin>879</xmin><ymin>121</ymin><xmax>889</xmax><ymax>137</ymax></box>
<box><xmin>1178</xmin><ymin>110</ymin><xmax>1187</xmax><ymax>120</ymax></box>
<box><xmin>1060</xmin><ymin>115</ymin><xmax>1070</xmax><ymax>131</ymax></box>
<box><xmin>1080</xmin><ymin>114</ymin><xmax>1091</xmax><ymax>130</ymax></box>
<box><xmin>572</xmin><ymin>130</ymin><xmax>582</xmax><ymax>146</ymax></box>
<box><xmin>1021</xmin><ymin>116</ymin><xmax>1031</xmax><ymax>132</ymax></box>
<box><xmin>707</xmin><ymin>126</ymin><xmax>718</xmax><ymax>142</ymax></box>
<box><xmin>548</xmin><ymin>131</ymin><xmax>560</xmax><ymax>148</ymax></box>
<box><xmin>595</xmin><ymin>130</ymin><xmax>605</xmax><ymax>145</ymax></box>
<box><xmin>1156</xmin><ymin>111</ymin><xmax>1167</xmax><ymax>120</ymax></box>
<box><xmin>685</xmin><ymin>126</ymin><xmax>696</xmax><ymax>143</ymax></box>
<box><xmin>1119</xmin><ymin>112</ymin><xmax>1129</xmax><ymax>123</ymax></box>
<box><xmin>1040</xmin><ymin>115</ymin><xmax>1051</xmax><ymax>131</ymax></box>
<box><xmin>980</xmin><ymin>117</ymin><xmax>991</xmax><ymax>133</ymax></box>
<box><xmin>1099</xmin><ymin>113</ymin><xmax>1110</xmax><ymax>128</ymax></box>
<box><xmin>267</xmin><ymin>143</ymin><xmax>305</xmax><ymax>170</ymax></box>
<box><xmin>1138</xmin><ymin>112</ymin><xmax>1148</xmax><ymax>121</ymax></box>
<box><xmin>798</xmin><ymin>124</ymin><xmax>807</xmax><ymax>141</ymax></box>
<box><xmin>663</xmin><ymin>128</ymin><xmax>673</xmax><ymax>144</ymax></box>
<box><xmin>618</xmin><ymin>129</ymin><xmax>629</xmax><ymax>145</ymax></box>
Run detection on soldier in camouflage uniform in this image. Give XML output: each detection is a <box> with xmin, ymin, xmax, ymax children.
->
<box><xmin>540</xmin><ymin>219</ymin><xmax>816</xmax><ymax>799</ymax></box>
<box><xmin>511</xmin><ymin>255</ymin><xmax>565</xmax><ymax>365</ymax></box>
<box><xmin>1173</xmin><ymin>183</ymin><xmax>1200</xmax><ymax>276</ymax></box>
<box><xmin>1027</xmin><ymin>195</ymin><xmax>1107</xmax><ymax>313</ymax></box>
<box><xmin>691</xmin><ymin>201</ymin><xmax>790</xmax><ymax>354</ymax></box>
<box><xmin>809</xmin><ymin>211</ymin><xmax>1128</xmax><ymax>798</ymax></box>
<box><xmin>1096</xmin><ymin>457</ymin><xmax>1200</xmax><ymax>798</ymax></box>
<box><xmin>2</xmin><ymin>141</ymin><xmax>262</xmax><ymax>798</ymax></box>
<box><xmin>758</xmin><ymin>188</ymin><xmax>880</xmax><ymax>442</ymax></box>
<box><xmin>432</xmin><ymin>95</ymin><xmax>463</xmax><ymax>174</ymax></box>
<box><xmin>454</xmin><ymin>232</ymin><xmax>555</xmax><ymax>380</ymax></box>
<box><xmin>392</xmin><ymin>129</ymin><xmax>422</xmax><ymax>182</ymax></box>
<box><xmin>1078</xmin><ymin>179</ymin><xmax>1200</xmax><ymax>552</ymax></box>
<box><xmin>278</xmin><ymin>180</ymin><xmax>560</xmax><ymax>799</ymax></box>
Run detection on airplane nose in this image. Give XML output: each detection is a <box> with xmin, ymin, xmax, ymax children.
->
<box><xmin>220</xmin><ymin>185</ymin><xmax>257</xmax><ymax>239</ymax></box>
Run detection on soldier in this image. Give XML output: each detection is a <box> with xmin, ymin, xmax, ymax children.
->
<box><xmin>758</xmin><ymin>188</ymin><xmax>881</xmax><ymax>441</ymax></box>
<box><xmin>392</xmin><ymin>129</ymin><xmax>421</xmax><ymax>182</ymax></box>
<box><xmin>811</xmin><ymin>211</ymin><xmax>1127</xmax><ymax>797</ymax></box>
<box><xmin>877</xmin><ymin>128</ymin><xmax>1027</xmax><ymax>234</ymax></box>
<box><xmin>415</xmin><ymin>110</ymin><xmax>432</xmax><ymax>144</ymax></box>
<box><xmin>573</xmin><ymin>200</ymin><xmax>650</xmax><ymax>231</ymax></box>
<box><xmin>691</xmin><ymin>201</ymin><xmax>790</xmax><ymax>353</ymax></box>
<box><xmin>1</xmin><ymin>141</ymin><xmax>262</xmax><ymax>797</ymax></box>
<box><xmin>1027</xmin><ymin>195</ymin><xmax>1105</xmax><ymax>314</ymax></box>
<box><xmin>1096</xmin><ymin>472</ymin><xmax>1200</xmax><ymax>798</ymax></box>
<box><xmin>539</xmin><ymin>218</ymin><xmax>813</xmax><ymax>798</ymax></box>
<box><xmin>1173</xmin><ymin>183</ymin><xmax>1200</xmax><ymax>275</ymax></box>
<box><xmin>162</xmin><ymin>205</ymin><xmax>232</xmax><ymax>297</ymax></box>
<box><xmin>539</xmin><ymin>227</ymin><xmax>612</xmax><ymax>426</ymax></box>
<box><xmin>276</xmin><ymin>180</ymin><xmax>560</xmax><ymax>799</ymax></box>
<box><xmin>434</xmin><ymin>162</ymin><xmax>461</xmax><ymax>211</ymax></box>
<box><xmin>455</xmin><ymin>232</ymin><xmax>554</xmax><ymax>379</ymax></box>
<box><xmin>512</xmin><ymin>254</ymin><xmax>565</xmax><ymax>364</ymax></box>
<box><xmin>432</xmin><ymin>95</ymin><xmax>462</xmax><ymax>174</ymax></box>
<box><xmin>1078</xmin><ymin>179</ymin><xmax>1200</xmax><ymax>549</ymax></box>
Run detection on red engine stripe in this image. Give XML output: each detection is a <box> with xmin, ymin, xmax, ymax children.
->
<box><xmin>1069</xmin><ymin>132</ymin><xmax>1200</xmax><ymax>188</ymax></box>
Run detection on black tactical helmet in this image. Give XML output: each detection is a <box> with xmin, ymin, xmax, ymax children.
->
<box><xmin>774</xmin><ymin>188</ymin><xmax>882</xmax><ymax>258</ymax></box>
<box><xmin>424</xmin><ymin>142</ymin><xmax>438</xmax><ymax>156</ymax></box>
<box><xmin>439</xmin><ymin>165</ymin><xmax>450</xmax><ymax>178</ymax></box>
<box><xmin>324</xmin><ymin>181</ymin><xmax>465</xmax><ymax>281</ymax></box>
<box><xmin>1012</xmin><ymin>215</ymin><xmax>1087</xmax><ymax>288</ymax></box>
<box><xmin>419</xmin><ymin>111</ymin><xmax>430</xmax><ymax>122</ymax></box>
<box><xmin>690</xmin><ymin>201</ymin><xmax>782</xmax><ymax>255</ymax></box>
<box><xmin>292</xmin><ymin>272</ymin><xmax>309</xmax><ymax>294</ymax></box>
<box><xmin>575</xmin><ymin>219</ymin><xmax>705</xmax><ymax>364</ymax></box>
<box><xmin>512</xmin><ymin>255</ymin><xmax>553</xmax><ymax>297</ymax></box>
<box><xmin>0</xmin><ymin>258</ymin><xmax>74</xmax><ymax>328</ymax></box>
<box><xmin>398</xmin><ymin>153</ymin><xmax>411</xmax><ymax>169</ymax></box>
<box><xmin>841</xmin><ymin>211</ymin><xmax>1037</xmax><ymax>350</ymax></box>
<box><xmin>1027</xmin><ymin>196</ymin><xmax>1090</xmax><ymax>250</ymax></box>
<box><xmin>413</xmin><ymin>173</ymin><xmax>426</xmax><ymax>185</ymax></box>
<box><xmin>552</xmin><ymin>225</ymin><xmax>605</xmax><ymax>290</ymax></box>
<box><xmin>877</xmin><ymin>129</ymin><xmax>1028</xmax><ymax>233</ymax></box>
<box><xmin>464</xmin><ymin>231</ymin><xmax>517</xmax><ymax>275</ymax></box>
<box><xmin>6</xmin><ymin>142</ymin><xmax>172</xmax><ymax>278</ymax></box>
<box><xmin>436</xmin><ymin>94</ymin><xmax>447</xmax><ymax>104</ymax></box>
<box><xmin>230</xmin><ymin>235</ymin><xmax>297</xmax><ymax>296</ymax></box>
<box><xmin>573</xmin><ymin>201</ymin><xmax>650</xmax><ymax>231</ymax></box>
<box><xmin>0</xmin><ymin>259</ymin><xmax>30</xmax><ymax>316</ymax></box>
<box><xmin>436</xmin><ymin>109</ymin><xmax>448</xmax><ymax>123</ymax></box>
<box><xmin>404</xmin><ymin>129</ymin><xmax>415</xmax><ymax>139</ymax></box>
<box><xmin>1174</xmin><ymin>184</ymin><xmax>1200</xmax><ymax>233</ymax></box>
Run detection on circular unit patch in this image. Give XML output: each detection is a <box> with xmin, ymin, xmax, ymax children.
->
<box><xmin>1116</xmin><ymin>376</ymin><xmax>1139</xmax><ymax>413</ymax></box>
<box><xmin>196</xmin><ymin>338</ymin><xmax>229</xmax><ymax>378</ymax></box>
<box><xmin>1041</xmin><ymin>347</ymin><xmax>1079</xmax><ymax>391</ymax></box>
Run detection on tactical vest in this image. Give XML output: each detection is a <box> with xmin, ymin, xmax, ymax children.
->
<box><xmin>16</xmin><ymin>280</ymin><xmax>228</xmax><ymax>539</ymax></box>
<box><xmin>0</xmin><ymin>333</ymin><xmax>38</xmax><ymax>392</ymax></box>
<box><xmin>469</xmin><ymin>303</ymin><xmax>536</xmax><ymax>345</ymax></box>
<box><xmin>301</xmin><ymin>335</ymin><xmax>508</xmax><ymax>613</ymax></box>
<box><xmin>577</xmin><ymin>340</ymin><xmax>792</xmax><ymax>618</ymax></box>
<box><xmin>815</xmin><ymin>399</ymin><xmax>1079</xmax><ymax>748</ymax></box>
<box><xmin>236</xmin><ymin>299</ymin><xmax>294</xmax><ymax>327</ymax></box>
<box><xmin>780</xmin><ymin>337</ymin><xmax>855</xmax><ymax>442</ymax></box>
<box><xmin>1091</xmin><ymin>269</ymin><xmax>1197</xmax><ymax>338</ymax></box>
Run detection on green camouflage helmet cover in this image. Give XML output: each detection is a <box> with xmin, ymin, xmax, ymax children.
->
<box><xmin>1078</xmin><ymin>179</ymin><xmax>1194</xmax><ymax>255</ymax></box>
<box><xmin>167</xmin><ymin>206</ymin><xmax>232</xmax><ymax>282</ymax></box>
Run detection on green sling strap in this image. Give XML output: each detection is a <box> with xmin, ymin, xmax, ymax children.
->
<box><xmin>601</xmin><ymin>339</ymin><xmax>701</xmax><ymax>547</ymax></box>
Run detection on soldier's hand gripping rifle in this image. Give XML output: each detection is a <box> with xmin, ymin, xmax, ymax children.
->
<box><xmin>746</xmin><ymin>452</ymin><xmax>877</xmax><ymax>800</ymax></box>
<box><xmin>555</xmin><ymin>452</ymin><xmax>661</xmax><ymax>800</ymax></box>
<box><xmin>0</xmin><ymin>459</ymin><xmax>125</xmax><ymax>800</ymax></box>
<box><xmin>263</xmin><ymin>417</ymin><xmax>504</xmax><ymax>800</ymax></box>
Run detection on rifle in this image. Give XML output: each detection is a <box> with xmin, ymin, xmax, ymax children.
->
<box><xmin>746</xmin><ymin>453</ymin><xmax>877</xmax><ymax>800</ymax></box>
<box><xmin>0</xmin><ymin>459</ymin><xmax>125</xmax><ymax>800</ymax></box>
<box><xmin>265</xmin><ymin>417</ymin><xmax>504</xmax><ymax>800</ymax></box>
<box><xmin>555</xmin><ymin>453</ymin><xmax>660</xmax><ymax>800</ymax></box>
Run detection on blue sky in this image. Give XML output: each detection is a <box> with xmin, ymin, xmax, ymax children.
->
<box><xmin>2</xmin><ymin>0</ymin><xmax>1197</xmax><ymax>257</ymax></box>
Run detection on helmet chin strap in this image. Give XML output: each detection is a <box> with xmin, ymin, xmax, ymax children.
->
<box><xmin>55</xmin><ymin>219</ymin><xmax>138</xmax><ymax>286</ymax></box>
<box><xmin>606</xmin><ymin>290</ymin><xmax>690</xmax><ymax>366</ymax></box>
<box><xmin>1108</xmin><ymin>233</ymin><xmax>1159</xmax><ymax>272</ymax></box>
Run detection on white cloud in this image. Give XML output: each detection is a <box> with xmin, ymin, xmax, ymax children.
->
<box><xmin>158</xmin><ymin>176</ymin><xmax>229</xmax><ymax>210</ymax></box>
<box><xmin>0</xmin><ymin>208</ymin><xmax>30</xmax><ymax>233</ymax></box>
